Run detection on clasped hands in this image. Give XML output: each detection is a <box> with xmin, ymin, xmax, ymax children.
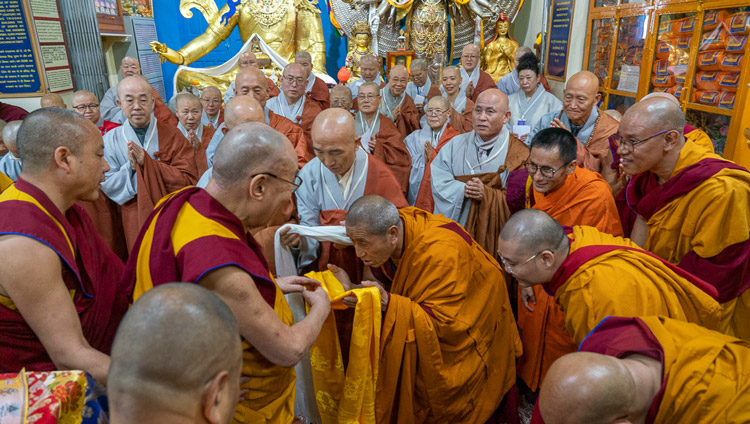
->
<box><xmin>127</xmin><ymin>141</ymin><xmax>146</xmax><ymax>170</ymax></box>
<box><xmin>464</xmin><ymin>177</ymin><xmax>484</xmax><ymax>201</ymax></box>
<box><xmin>328</xmin><ymin>264</ymin><xmax>389</xmax><ymax>312</ymax></box>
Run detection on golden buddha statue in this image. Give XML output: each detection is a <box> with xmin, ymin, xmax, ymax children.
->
<box><xmin>345</xmin><ymin>21</ymin><xmax>375</xmax><ymax>82</ymax></box>
<box><xmin>149</xmin><ymin>0</ymin><xmax>326</xmax><ymax>73</ymax></box>
<box><xmin>482</xmin><ymin>12</ymin><xmax>518</xmax><ymax>82</ymax></box>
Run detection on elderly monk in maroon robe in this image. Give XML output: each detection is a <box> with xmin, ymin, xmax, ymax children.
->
<box><xmin>380</xmin><ymin>65</ymin><xmax>420</xmax><ymax>138</ymax></box>
<box><xmin>0</xmin><ymin>108</ymin><xmax>129</xmax><ymax>383</ymax></box>
<box><xmin>175</xmin><ymin>92</ymin><xmax>216</xmax><ymax>176</ymax></box>
<box><xmin>102</xmin><ymin>76</ymin><xmax>198</xmax><ymax>250</ymax></box>
<box><xmin>267</xmin><ymin>63</ymin><xmax>323</xmax><ymax>161</ymax></box>
<box><xmin>354</xmin><ymin>82</ymin><xmax>412</xmax><ymax>196</ymax></box>
<box><xmin>296</xmin><ymin>51</ymin><xmax>330</xmax><ymax>110</ymax></box>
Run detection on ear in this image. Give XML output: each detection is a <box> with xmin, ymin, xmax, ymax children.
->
<box><xmin>201</xmin><ymin>371</ymin><xmax>230</xmax><ymax>424</ymax></box>
<box><xmin>248</xmin><ymin>174</ymin><xmax>266</xmax><ymax>200</ymax></box>
<box><xmin>54</xmin><ymin>146</ymin><xmax>73</xmax><ymax>174</ymax></box>
<box><xmin>387</xmin><ymin>225</ymin><xmax>399</xmax><ymax>242</ymax></box>
<box><xmin>663</xmin><ymin>130</ymin><xmax>681</xmax><ymax>152</ymax></box>
<box><xmin>595</xmin><ymin>93</ymin><xmax>602</xmax><ymax>105</ymax></box>
<box><xmin>540</xmin><ymin>250</ymin><xmax>556</xmax><ymax>269</ymax></box>
<box><xmin>116</xmin><ymin>97</ymin><xmax>121</xmax><ymax>108</ymax></box>
<box><xmin>565</xmin><ymin>160</ymin><xmax>577</xmax><ymax>175</ymax></box>
<box><xmin>502</xmin><ymin>109</ymin><xmax>512</xmax><ymax>125</ymax></box>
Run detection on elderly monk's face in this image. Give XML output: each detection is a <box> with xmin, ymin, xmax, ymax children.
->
<box><xmin>360</xmin><ymin>60</ymin><xmax>379</xmax><ymax>82</ymax></box>
<box><xmin>357</xmin><ymin>86</ymin><xmax>381</xmax><ymax>115</ymax></box>
<box><xmin>425</xmin><ymin>99</ymin><xmax>450</xmax><ymax>131</ymax></box>
<box><xmin>346</xmin><ymin>225</ymin><xmax>397</xmax><ymax>268</ymax></box>
<box><xmin>461</xmin><ymin>45</ymin><xmax>480</xmax><ymax>72</ymax></box>
<box><xmin>73</xmin><ymin>126</ymin><xmax>110</xmax><ymax>202</ymax></box>
<box><xmin>312</xmin><ymin>127</ymin><xmax>358</xmax><ymax>176</ymax></box>
<box><xmin>239</xmin><ymin>53</ymin><xmax>258</xmax><ymax>69</ymax></box>
<box><xmin>72</xmin><ymin>93</ymin><xmax>101</xmax><ymax>125</ymax></box>
<box><xmin>528</xmin><ymin>146</ymin><xmax>575</xmax><ymax>194</ymax></box>
<box><xmin>201</xmin><ymin>89</ymin><xmax>222</xmax><ymax>118</ymax></box>
<box><xmin>296</xmin><ymin>57</ymin><xmax>313</xmax><ymax>78</ymax></box>
<box><xmin>120</xmin><ymin>57</ymin><xmax>140</xmax><ymax>78</ymax></box>
<box><xmin>441</xmin><ymin>69</ymin><xmax>461</xmax><ymax>96</ymax></box>
<box><xmin>235</xmin><ymin>73</ymin><xmax>269</xmax><ymax>107</ymax></box>
<box><xmin>389</xmin><ymin>67</ymin><xmax>408</xmax><ymax>97</ymax></box>
<box><xmin>176</xmin><ymin>99</ymin><xmax>202</xmax><ymax>131</ymax></box>
<box><xmin>562</xmin><ymin>79</ymin><xmax>600</xmax><ymax>126</ymax></box>
<box><xmin>330</xmin><ymin>90</ymin><xmax>353</xmax><ymax>110</ymax></box>
<box><xmin>410</xmin><ymin>66</ymin><xmax>427</xmax><ymax>87</ymax></box>
<box><xmin>496</xmin><ymin>237</ymin><xmax>555</xmax><ymax>286</ymax></box>
<box><xmin>616</xmin><ymin>112</ymin><xmax>667</xmax><ymax>176</ymax></box>
<box><xmin>118</xmin><ymin>80</ymin><xmax>154</xmax><ymax>128</ymax></box>
<box><xmin>473</xmin><ymin>93</ymin><xmax>511</xmax><ymax>141</ymax></box>
<box><xmin>281</xmin><ymin>66</ymin><xmax>306</xmax><ymax>103</ymax></box>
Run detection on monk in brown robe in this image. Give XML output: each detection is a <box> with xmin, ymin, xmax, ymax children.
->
<box><xmin>267</xmin><ymin>64</ymin><xmax>323</xmax><ymax>161</ymax></box>
<box><xmin>379</xmin><ymin>65</ymin><xmax>420</xmax><ymax>138</ymax></box>
<box><xmin>199</xmin><ymin>86</ymin><xmax>225</xmax><ymax>129</ymax></box>
<box><xmin>406</xmin><ymin>58</ymin><xmax>442</xmax><ymax>114</ymax></box>
<box><xmin>102</xmin><ymin>76</ymin><xmax>198</xmax><ymax>250</ymax></box>
<box><xmin>511</xmin><ymin>127</ymin><xmax>623</xmax><ymax>393</ymax></box>
<box><xmin>460</xmin><ymin>44</ymin><xmax>496</xmax><ymax>102</ymax></box>
<box><xmin>354</xmin><ymin>82</ymin><xmax>412</xmax><ymax>196</ymax></box>
<box><xmin>295</xmin><ymin>51</ymin><xmax>330</xmax><ymax>110</ymax></box>
<box><xmin>175</xmin><ymin>92</ymin><xmax>216</xmax><ymax>176</ymax></box>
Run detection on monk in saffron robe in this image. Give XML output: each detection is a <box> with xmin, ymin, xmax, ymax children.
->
<box><xmin>621</xmin><ymin>97</ymin><xmax>750</xmax><ymax>340</ymax></box>
<box><xmin>353</xmin><ymin>82</ymin><xmax>412</xmax><ymax>196</ymax></box>
<box><xmin>175</xmin><ymin>92</ymin><xmax>216</xmax><ymax>176</ymax></box>
<box><xmin>0</xmin><ymin>171</ymin><xmax>11</xmax><ymax>192</ymax></box>
<box><xmin>0</xmin><ymin>109</ymin><xmax>129</xmax><ymax>383</ymax></box>
<box><xmin>224</xmin><ymin>50</ymin><xmax>280</xmax><ymax>104</ymax></box>
<box><xmin>199</xmin><ymin>86</ymin><xmax>225</xmax><ymax>129</ymax></box>
<box><xmin>267</xmin><ymin>63</ymin><xmax>323</xmax><ymax>161</ymax></box>
<box><xmin>539</xmin><ymin>316</ymin><xmax>750</xmax><ymax>424</ymax></box>
<box><xmin>123</xmin><ymin>122</ymin><xmax>330</xmax><ymax>423</ymax></box>
<box><xmin>404</xmin><ymin>96</ymin><xmax>460</xmax><ymax>210</ymax></box>
<box><xmin>431</xmin><ymin>89</ymin><xmax>527</xmax><ymax>259</ymax></box>
<box><xmin>405</xmin><ymin>59</ymin><xmax>441</xmax><ymax>113</ymax></box>
<box><xmin>72</xmin><ymin>91</ymin><xmax>127</xmax><ymax>259</ymax></box>
<box><xmin>510</xmin><ymin>128</ymin><xmax>622</xmax><ymax>392</ymax></box>
<box><xmin>283</xmin><ymin>108</ymin><xmax>407</xmax><ymax>284</ymax></box>
<box><xmin>497</xmin><ymin>210</ymin><xmax>724</xmax><ymax>344</ymax></box>
<box><xmin>529</xmin><ymin>71</ymin><xmax>619</xmax><ymax>177</ymax></box>
<box><xmin>296</xmin><ymin>51</ymin><xmax>330</xmax><ymax>110</ymax></box>
<box><xmin>109</xmin><ymin>284</ymin><xmax>243</xmax><ymax>424</ymax></box>
<box><xmin>336</xmin><ymin>196</ymin><xmax>522</xmax><ymax>423</ymax></box>
<box><xmin>102</xmin><ymin>76</ymin><xmax>198</xmax><ymax>250</ymax></box>
<box><xmin>460</xmin><ymin>44</ymin><xmax>496</xmax><ymax>102</ymax></box>
<box><xmin>379</xmin><ymin>65</ymin><xmax>420</xmax><ymax>138</ymax></box>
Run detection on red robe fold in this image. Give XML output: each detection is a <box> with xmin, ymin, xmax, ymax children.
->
<box><xmin>449</xmin><ymin>99</ymin><xmax>474</xmax><ymax>133</ymax></box>
<box><xmin>470</xmin><ymin>70</ymin><xmax>497</xmax><ymax>102</ymax></box>
<box><xmin>269</xmin><ymin>110</ymin><xmax>312</xmax><ymax>168</ymax></box>
<box><xmin>0</xmin><ymin>178</ymin><xmax>129</xmax><ymax>373</ymax></box>
<box><xmin>268</xmin><ymin>78</ymin><xmax>281</xmax><ymax>98</ymax></box>
<box><xmin>306</xmin><ymin>76</ymin><xmax>330</xmax><ymax>109</ymax></box>
<box><xmin>152</xmin><ymin>87</ymin><xmax>178</xmax><ymax>127</ymax></box>
<box><xmin>371</xmin><ymin>115</ymin><xmax>412</xmax><ymax>197</ymax></box>
<box><xmin>392</xmin><ymin>94</ymin><xmax>421</xmax><ymax>139</ymax></box>
<box><xmin>413</xmin><ymin>124</ymin><xmax>461</xmax><ymax>212</ymax></box>
<box><xmin>292</xmin><ymin>100</ymin><xmax>323</xmax><ymax>163</ymax></box>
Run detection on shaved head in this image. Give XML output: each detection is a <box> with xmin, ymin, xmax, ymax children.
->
<box><xmin>119</xmin><ymin>56</ymin><xmax>141</xmax><ymax>77</ymax></box>
<box><xmin>500</xmin><ymin>209</ymin><xmax>566</xmax><ymax>256</ymax></box>
<box><xmin>540</xmin><ymin>352</ymin><xmax>636</xmax><ymax>424</ymax></box>
<box><xmin>360</xmin><ymin>55</ymin><xmax>380</xmax><ymax>82</ymax></box>
<box><xmin>562</xmin><ymin>71</ymin><xmax>601</xmax><ymax>125</ymax></box>
<box><xmin>624</xmin><ymin>97</ymin><xmax>685</xmax><ymax>134</ymax></box>
<box><xmin>461</xmin><ymin>44</ymin><xmax>480</xmax><ymax>72</ymax></box>
<box><xmin>175</xmin><ymin>92</ymin><xmax>202</xmax><ymax>131</ymax></box>
<box><xmin>311</xmin><ymin>108</ymin><xmax>358</xmax><ymax>176</ymax></box>
<box><xmin>474</xmin><ymin>89</ymin><xmax>511</xmax><ymax>140</ymax></box>
<box><xmin>238</xmin><ymin>51</ymin><xmax>258</xmax><ymax>69</ymax></box>
<box><xmin>346</xmin><ymin>195</ymin><xmax>400</xmax><ymax>236</ymax></box>
<box><xmin>223</xmin><ymin>95</ymin><xmax>265</xmax><ymax>130</ymax></box>
<box><xmin>175</xmin><ymin>92</ymin><xmax>201</xmax><ymax>110</ymax></box>
<box><xmin>295</xmin><ymin>51</ymin><xmax>312</xmax><ymax>62</ymax></box>
<box><xmin>641</xmin><ymin>91</ymin><xmax>681</xmax><ymax>107</ymax></box>
<box><xmin>329</xmin><ymin>85</ymin><xmax>353</xmax><ymax>110</ymax></box>
<box><xmin>388</xmin><ymin>65</ymin><xmax>408</xmax><ymax>97</ymax></box>
<box><xmin>409</xmin><ymin>58</ymin><xmax>427</xmax><ymax>71</ymax></box>
<box><xmin>235</xmin><ymin>68</ymin><xmax>269</xmax><ymax>106</ymax></box>
<box><xmin>109</xmin><ymin>283</ymin><xmax>242</xmax><ymax>423</ymax></box>
<box><xmin>40</xmin><ymin>93</ymin><xmax>66</xmax><ymax>109</ymax></box>
<box><xmin>427</xmin><ymin>95</ymin><xmax>450</xmax><ymax>111</ymax></box>
<box><xmin>212</xmin><ymin>122</ymin><xmax>295</xmax><ymax>187</ymax></box>
<box><xmin>603</xmin><ymin>109</ymin><xmax>622</xmax><ymax>122</ymax></box>
<box><xmin>0</xmin><ymin>120</ymin><xmax>7</xmax><ymax>156</ymax></box>
<box><xmin>17</xmin><ymin>108</ymin><xmax>95</xmax><ymax>174</ymax></box>
<box><xmin>361</xmin><ymin>55</ymin><xmax>379</xmax><ymax>66</ymax></box>
<box><xmin>295</xmin><ymin>51</ymin><xmax>314</xmax><ymax>77</ymax></box>
<box><xmin>566</xmin><ymin>71</ymin><xmax>599</xmax><ymax>95</ymax></box>
<box><xmin>2</xmin><ymin>121</ymin><xmax>22</xmax><ymax>157</ymax></box>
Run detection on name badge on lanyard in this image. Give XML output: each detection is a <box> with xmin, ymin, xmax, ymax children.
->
<box><xmin>517</xmin><ymin>119</ymin><xmax>526</xmax><ymax>126</ymax></box>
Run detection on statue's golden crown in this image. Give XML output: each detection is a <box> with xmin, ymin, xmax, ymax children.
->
<box><xmin>352</xmin><ymin>20</ymin><xmax>371</xmax><ymax>35</ymax></box>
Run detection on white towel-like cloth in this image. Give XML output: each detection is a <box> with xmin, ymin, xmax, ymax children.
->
<box><xmin>273</xmin><ymin>224</ymin><xmax>352</xmax><ymax>423</ymax></box>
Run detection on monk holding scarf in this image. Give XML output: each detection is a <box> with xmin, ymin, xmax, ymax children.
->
<box><xmin>175</xmin><ymin>92</ymin><xmax>216</xmax><ymax>176</ymax></box>
<box><xmin>124</xmin><ymin>122</ymin><xmax>330</xmax><ymax>423</ymax></box>
<box><xmin>497</xmin><ymin>209</ymin><xmax>725</xmax><ymax>344</ymax></box>
<box><xmin>0</xmin><ymin>108</ymin><xmax>129</xmax><ymax>382</ymax></box>
<box><xmin>336</xmin><ymin>196</ymin><xmax>522</xmax><ymax>423</ymax></box>
<box><xmin>379</xmin><ymin>65</ymin><xmax>420</xmax><ymax>138</ymax></box>
<box><xmin>621</xmin><ymin>97</ymin><xmax>750</xmax><ymax>339</ymax></box>
<box><xmin>102</xmin><ymin>76</ymin><xmax>198</xmax><ymax>249</ymax></box>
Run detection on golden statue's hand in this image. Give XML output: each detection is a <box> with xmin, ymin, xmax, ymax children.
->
<box><xmin>150</xmin><ymin>41</ymin><xmax>185</xmax><ymax>65</ymax></box>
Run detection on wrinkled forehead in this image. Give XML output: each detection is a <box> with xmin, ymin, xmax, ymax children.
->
<box><xmin>73</xmin><ymin>93</ymin><xmax>97</xmax><ymax>105</ymax></box>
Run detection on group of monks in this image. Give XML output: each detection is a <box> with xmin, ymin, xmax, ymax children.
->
<box><xmin>0</xmin><ymin>41</ymin><xmax>748</xmax><ymax>424</ymax></box>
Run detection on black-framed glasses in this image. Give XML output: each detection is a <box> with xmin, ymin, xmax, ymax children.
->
<box><xmin>72</xmin><ymin>103</ymin><xmax>99</xmax><ymax>111</ymax></box>
<box><xmin>526</xmin><ymin>161</ymin><xmax>569</xmax><ymax>178</ymax></box>
<box><xmin>252</xmin><ymin>172</ymin><xmax>303</xmax><ymax>192</ymax></box>
<box><xmin>614</xmin><ymin>129</ymin><xmax>672</xmax><ymax>150</ymax></box>
<box><xmin>425</xmin><ymin>108</ymin><xmax>449</xmax><ymax>116</ymax></box>
<box><xmin>283</xmin><ymin>75</ymin><xmax>306</xmax><ymax>86</ymax></box>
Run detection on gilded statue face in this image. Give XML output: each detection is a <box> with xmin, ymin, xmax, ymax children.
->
<box><xmin>357</xmin><ymin>86</ymin><xmax>381</xmax><ymax>114</ymax></box>
<box><xmin>441</xmin><ymin>70</ymin><xmax>461</xmax><ymax>95</ymax></box>
<box><xmin>410</xmin><ymin>67</ymin><xmax>427</xmax><ymax>87</ymax></box>
<box><xmin>360</xmin><ymin>61</ymin><xmax>379</xmax><ymax>82</ymax></box>
<box><xmin>176</xmin><ymin>99</ymin><xmax>202</xmax><ymax>131</ymax></box>
<box><xmin>355</xmin><ymin>33</ymin><xmax>370</xmax><ymax>48</ymax></box>
<box><xmin>497</xmin><ymin>20</ymin><xmax>509</xmax><ymax>36</ymax></box>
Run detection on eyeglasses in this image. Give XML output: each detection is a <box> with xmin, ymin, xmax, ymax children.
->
<box><xmin>526</xmin><ymin>161</ymin><xmax>569</xmax><ymax>178</ymax></box>
<box><xmin>252</xmin><ymin>172</ymin><xmax>303</xmax><ymax>192</ymax></box>
<box><xmin>72</xmin><ymin>103</ymin><xmax>99</xmax><ymax>111</ymax></box>
<box><xmin>357</xmin><ymin>94</ymin><xmax>379</xmax><ymax>101</ymax></box>
<box><xmin>283</xmin><ymin>75</ymin><xmax>306</xmax><ymax>86</ymax></box>
<box><xmin>425</xmin><ymin>108</ymin><xmax>448</xmax><ymax>116</ymax></box>
<box><xmin>201</xmin><ymin>98</ymin><xmax>222</xmax><ymax>105</ymax></box>
<box><xmin>614</xmin><ymin>129</ymin><xmax>672</xmax><ymax>150</ymax></box>
<box><xmin>498</xmin><ymin>251</ymin><xmax>540</xmax><ymax>274</ymax></box>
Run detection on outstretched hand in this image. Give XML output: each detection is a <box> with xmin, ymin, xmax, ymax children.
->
<box><xmin>275</xmin><ymin>275</ymin><xmax>320</xmax><ymax>294</ymax></box>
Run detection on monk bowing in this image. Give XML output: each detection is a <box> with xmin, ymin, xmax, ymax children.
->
<box><xmin>431</xmin><ymin>88</ymin><xmax>528</xmax><ymax>259</ymax></box>
<box><xmin>0</xmin><ymin>108</ymin><xmax>129</xmax><ymax>382</ymax></box>
<box><xmin>295</xmin><ymin>51</ymin><xmax>330</xmax><ymax>110</ymax></box>
<box><xmin>539</xmin><ymin>316</ymin><xmax>750</xmax><ymax>424</ymax></box>
<box><xmin>175</xmin><ymin>92</ymin><xmax>216</xmax><ymax>176</ymax></box>
<box><xmin>123</xmin><ymin>122</ymin><xmax>330</xmax><ymax>423</ymax></box>
<box><xmin>497</xmin><ymin>209</ymin><xmax>724</xmax><ymax>344</ymax></box>
<box><xmin>338</xmin><ymin>196</ymin><xmax>522</xmax><ymax>423</ymax></box>
<box><xmin>102</xmin><ymin>75</ymin><xmax>198</xmax><ymax>250</ymax></box>
<box><xmin>510</xmin><ymin>127</ymin><xmax>623</xmax><ymax>393</ymax></box>
<box><xmin>621</xmin><ymin>97</ymin><xmax>750</xmax><ymax>339</ymax></box>
<box><xmin>379</xmin><ymin>65</ymin><xmax>420</xmax><ymax>138</ymax></box>
<box><xmin>404</xmin><ymin>96</ymin><xmax>460</xmax><ymax>210</ymax></box>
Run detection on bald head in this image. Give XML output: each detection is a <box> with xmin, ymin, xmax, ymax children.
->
<box><xmin>641</xmin><ymin>91</ymin><xmax>681</xmax><ymax>107</ymax></box>
<box><xmin>311</xmin><ymin>108</ymin><xmax>358</xmax><ymax>176</ymax></box>
<box><xmin>427</xmin><ymin>95</ymin><xmax>450</xmax><ymax>111</ymax></box>
<box><xmin>361</xmin><ymin>55</ymin><xmax>379</xmax><ymax>66</ymax></box>
<box><xmin>603</xmin><ymin>109</ymin><xmax>622</xmax><ymax>122</ymax></box>
<box><xmin>346</xmin><ymin>195</ymin><xmax>400</xmax><ymax>236</ymax></box>
<box><xmin>295</xmin><ymin>51</ymin><xmax>314</xmax><ymax>77</ymax></box>
<box><xmin>238</xmin><ymin>50</ymin><xmax>258</xmax><ymax>69</ymax></box>
<box><xmin>540</xmin><ymin>352</ymin><xmax>636</xmax><ymax>424</ymax></box>
<box><xmin>565</xmin><ymin>71</ymin><xmax>599</xmax><ymax>95</ymax></box>
<box><xmin>461</xmin><ymin>44</ymin><xmax>480</xmax><ymax>72</ymax></box>
<box><xmin>119</xmin><ymin>56</ymin><xmax>141</xmax><ymax>78</ymax></box>
<box><xmin>235</xmin><ymin>68</ymin><xmax>270</xmax><ymax>106</ymax></box>
<box><xmin>562</xmin><ymin>71</ymin><xmax>602</xmax><ymax>125</ymax></box>
<box><xmin>40</xmin><ymin>93</ymin><xmax>66</xmax><ymax>109</ymax></box>
<box><xmin>17</xmin><ymin>108</ymin><xmax>96</xmax><ymax>174</ymax></box>
<box><xmin>329</xmin><ymin>85</ymin><xmax>353</xmax><ymax>110</ymax></box>
<box><xmin>109</xmin><ymin>283</ymin><xmax>242</xmax><ymax>422</ymax></box>
<box><xmin>410</xmin><ymin>58</ymin><xmax>427</xmax><ymax>71</ymax></box>
<box><xmin>312</xmin><ymin>108</ymin><xmax>356</xmax><ymax>143</ymax></box>
<box><xmin>175</xmin><ymin>92</ymin><xmax>201</xmax><ymax>110</ymax></box>
<box><xmin>223</xmin><ymin>96</ymin><xmax>265</xmax><ymax>130</ymax></box>
<box><xmin>474</xmin><ymin>89</ymin><xmax>511</xmax><ymax>140</ymax></box>
<box><xmin>2</xmin><ymin>121</ymin><xmax>22</xmax><ymax>157</ymax></box>
<box><xmin>622</xmin><ymin>97</ymin><xmax>685</xmax><ymax>136</ymax></box>
<box><xmin>212</xmin><ymin>122</ymin><xmax>296</xmax><ymax>187</ymax></box>
<box><xmin>500</xmin><ymin>209</ymin><xmax>566</xmax><ymax>256</ymax></box>
<box><xmin>281</xmin><ymin>63</ymin><xmax>306</xmax><ymax>102</ymax></box>
<box><xmin>389</xmin><ymin>65</ymin><xmax>408</xmax><ymax>96</ymax></box>
<box><xmin>360</xmin><ymin>55</ymin><xmax>380</xmax><ymax>82</ymax></box>
<box><xmin>0</xmin><ymin>120</ymin><xmax>7</xmax><ymax>156</ymax></box>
